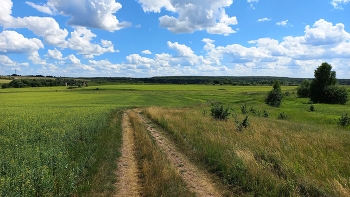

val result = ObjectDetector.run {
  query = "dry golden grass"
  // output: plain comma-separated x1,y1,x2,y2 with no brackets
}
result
127,110,195,197
145,106,350,196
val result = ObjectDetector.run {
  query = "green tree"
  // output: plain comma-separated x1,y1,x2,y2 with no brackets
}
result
297,79,311,98
309,62,348,104
310,62,336,103
265,80,283,107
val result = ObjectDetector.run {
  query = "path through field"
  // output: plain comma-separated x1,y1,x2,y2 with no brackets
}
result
115,110,227,196
114,113,142,197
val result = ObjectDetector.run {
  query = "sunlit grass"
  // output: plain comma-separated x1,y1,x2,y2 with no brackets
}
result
1,84,349,196
145,103,350,196
128,110,194,197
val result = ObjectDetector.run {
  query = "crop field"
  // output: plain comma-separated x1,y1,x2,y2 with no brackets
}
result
1,84,350,196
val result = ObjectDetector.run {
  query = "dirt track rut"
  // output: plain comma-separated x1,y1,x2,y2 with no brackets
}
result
134,109,223,197
114,113,142,197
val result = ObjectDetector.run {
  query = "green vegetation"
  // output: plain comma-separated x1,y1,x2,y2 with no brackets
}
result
1,78,86,89
265,80,283,107
308,62,348,104
128,110,195,197
145,101,350,196
297,79,311,98
1,83,349,196
210,104,231,120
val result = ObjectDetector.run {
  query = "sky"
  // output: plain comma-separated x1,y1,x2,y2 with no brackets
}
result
0,0,349,78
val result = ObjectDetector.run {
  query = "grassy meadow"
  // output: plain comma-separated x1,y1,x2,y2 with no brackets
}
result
0,84,349,196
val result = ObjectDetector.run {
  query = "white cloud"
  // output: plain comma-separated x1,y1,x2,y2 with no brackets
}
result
331,0,350,9
0,55,28,67
0,1,68,47
25,1,55,15
47,0,131,31
126,54,154,66
139,0,238,35
257,18,271,22
46,48,65,60
68,54,81,65
29,51,46,65
67,27,116,58
0,31,44,54
137,0,175,12
101,40,114,47
167,41,196,57
276,20,289,26
304,19,350,46
142,50,152,54
0,0,13,24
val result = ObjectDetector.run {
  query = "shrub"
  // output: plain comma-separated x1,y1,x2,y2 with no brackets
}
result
278,112,288,120
337,113,350,127
1,83,10,89
297,79,311,98
241,103,248,114
237,116,249,132
323,85,348,105
263,110,269,118
309,104,316,112
211,104,230,120
266,81,283,107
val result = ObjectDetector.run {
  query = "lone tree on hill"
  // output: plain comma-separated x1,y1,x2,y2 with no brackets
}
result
309,62,348,104
265,80,283,107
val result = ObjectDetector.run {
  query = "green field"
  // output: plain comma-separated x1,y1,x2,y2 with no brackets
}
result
1,84,349,196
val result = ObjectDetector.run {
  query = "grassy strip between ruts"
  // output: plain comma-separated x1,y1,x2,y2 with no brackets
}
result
127,110,195,197
77,109,123,196
145,106,350,196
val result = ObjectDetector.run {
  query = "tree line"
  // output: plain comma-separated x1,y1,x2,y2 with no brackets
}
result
1,78,85,89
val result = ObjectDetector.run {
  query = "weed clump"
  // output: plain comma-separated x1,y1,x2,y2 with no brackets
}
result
263,110,269,118
241,103,248,114
309,104,316,112
337,113,350,127
211,104,230,120
278,112,288,120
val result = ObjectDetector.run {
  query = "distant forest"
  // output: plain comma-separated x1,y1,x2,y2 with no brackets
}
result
86,76,350,86
2,76,350,88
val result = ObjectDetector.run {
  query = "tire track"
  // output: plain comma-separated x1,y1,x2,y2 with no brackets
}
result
134,109,224,197
114,113,142,197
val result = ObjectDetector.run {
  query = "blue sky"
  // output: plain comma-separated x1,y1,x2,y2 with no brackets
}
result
0,0,349,78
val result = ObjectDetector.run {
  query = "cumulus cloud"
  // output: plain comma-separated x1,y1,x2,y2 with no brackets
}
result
167,41,195,57
46,48,65,60
1,0,68,47
142,50,152,54
45,0,131,31
331,0,350,9
25,1,55,15
196,19,350,77
258,18,271,22
0,31,44,54
138,0,238,35
304,19,350,46
67,27,116,58
0,55,28,67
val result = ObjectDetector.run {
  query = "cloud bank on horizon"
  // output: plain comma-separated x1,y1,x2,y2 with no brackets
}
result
0,0,349,78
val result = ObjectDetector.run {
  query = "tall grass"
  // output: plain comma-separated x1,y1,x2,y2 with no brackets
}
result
145,106,350,196
127,110,195,197
79,109,123,196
